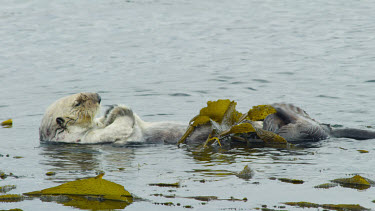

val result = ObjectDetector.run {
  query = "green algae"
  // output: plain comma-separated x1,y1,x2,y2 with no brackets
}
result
357,150,369,153
284,202,370,210
278,178,304,184
236,165,254,180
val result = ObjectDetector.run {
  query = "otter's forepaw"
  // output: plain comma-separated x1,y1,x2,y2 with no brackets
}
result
104,105,134,126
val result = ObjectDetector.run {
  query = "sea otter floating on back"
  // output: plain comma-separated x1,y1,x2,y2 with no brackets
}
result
39,92,185,144
39,92,375,145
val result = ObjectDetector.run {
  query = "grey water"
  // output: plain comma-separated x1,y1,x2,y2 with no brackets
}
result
1,0,375,210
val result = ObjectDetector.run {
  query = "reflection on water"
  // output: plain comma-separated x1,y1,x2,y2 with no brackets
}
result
39,144,137,183
2,0,375,209
40,195,131,210
40,144,101,175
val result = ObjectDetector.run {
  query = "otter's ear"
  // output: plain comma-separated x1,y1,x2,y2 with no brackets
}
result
56,117,65,127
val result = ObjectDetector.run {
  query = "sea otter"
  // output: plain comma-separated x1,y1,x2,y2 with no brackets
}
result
40,93,375,145
39,92,186,144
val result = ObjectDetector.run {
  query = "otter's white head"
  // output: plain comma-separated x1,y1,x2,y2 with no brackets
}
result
39,92,101,142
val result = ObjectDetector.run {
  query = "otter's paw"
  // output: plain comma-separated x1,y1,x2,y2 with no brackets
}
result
104,105,135,126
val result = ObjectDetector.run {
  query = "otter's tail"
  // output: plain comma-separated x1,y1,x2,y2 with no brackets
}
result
331,128,375,140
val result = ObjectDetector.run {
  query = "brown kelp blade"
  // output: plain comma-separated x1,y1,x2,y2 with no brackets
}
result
250,122,288,145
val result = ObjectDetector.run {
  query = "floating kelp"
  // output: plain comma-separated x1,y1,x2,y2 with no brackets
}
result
45,172,56,176
278,178,304,184
0,194,24,202
357,150,369,153
0,185,16,193
152,194,247,202
178,99,289,149
284,201,370,211
246,105,277,121
314,183,338,189
1,119,12,128
331,175,373,190
0,170,14,179
148,182,180,188
178,100,242,147
24,174,133,204
236,165,254,180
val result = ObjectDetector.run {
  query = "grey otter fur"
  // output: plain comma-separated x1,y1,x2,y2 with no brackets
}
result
263,103,375,143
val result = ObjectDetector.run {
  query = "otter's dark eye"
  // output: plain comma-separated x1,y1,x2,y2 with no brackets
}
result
74,101,81,107
56,117,65,126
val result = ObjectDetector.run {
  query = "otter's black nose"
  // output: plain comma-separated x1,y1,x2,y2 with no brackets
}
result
96,93,101,104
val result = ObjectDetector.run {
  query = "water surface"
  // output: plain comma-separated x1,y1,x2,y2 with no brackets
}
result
1,0,375,210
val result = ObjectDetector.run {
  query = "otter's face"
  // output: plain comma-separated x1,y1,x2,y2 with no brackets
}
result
56,93,101,129
40,92,102,142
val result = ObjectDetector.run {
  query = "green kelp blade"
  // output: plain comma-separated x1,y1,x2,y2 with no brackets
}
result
220,100,241,128
190,115,211,127
24,175,133,203
177,125,195,146
1,119,12,126
247,105,277,121
178,99,242,146
199,99,242,123
220,123,255,137
331,175,372,190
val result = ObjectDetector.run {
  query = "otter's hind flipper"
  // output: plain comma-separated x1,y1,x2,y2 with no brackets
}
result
331,128,375,140
277,121,330,143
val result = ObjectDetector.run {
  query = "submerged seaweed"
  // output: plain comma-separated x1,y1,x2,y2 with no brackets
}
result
278,178,304,184
284,201,370,211
0,194,24,202
148,182,180,188
236,165,254,180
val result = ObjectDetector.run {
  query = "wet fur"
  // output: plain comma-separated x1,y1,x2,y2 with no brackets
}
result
40,93,186,144
263,103,375,143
